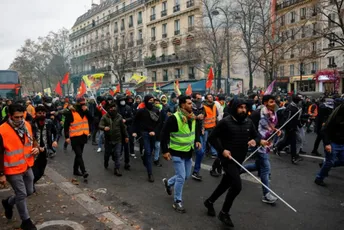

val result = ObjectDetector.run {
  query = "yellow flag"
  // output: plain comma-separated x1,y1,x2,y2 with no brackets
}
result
43,88,51,96
130,73,141,82
82,75,93,88
153,82,157,91
137,75,147,84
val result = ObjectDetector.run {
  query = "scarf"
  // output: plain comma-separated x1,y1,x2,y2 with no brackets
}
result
177,107,195,123
36,120,48,149
8,118,33,145
204,101,215,107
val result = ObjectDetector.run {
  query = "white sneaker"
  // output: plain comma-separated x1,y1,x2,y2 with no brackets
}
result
97,148,102,153
262,192,278,204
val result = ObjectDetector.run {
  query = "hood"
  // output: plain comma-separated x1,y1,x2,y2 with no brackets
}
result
229,98,248,122
144,94,154,104
160,94,167,101
135,95,143,101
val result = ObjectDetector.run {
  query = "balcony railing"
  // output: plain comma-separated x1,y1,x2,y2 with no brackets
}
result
128,41,134,47
173,5,180,13
174,30,180,35
129,22,134,27
144,52,201,67
187,0,194,8
188,26,194,32
151,36,156,41
114,46,119,51
189,74,195,79
161,10,167,17
150,14,156,21
137,39,143,45
138,18,142,24
162,33,167,38
276,0,305,11
121,25,125,31
114,28,118,33
120,44,126,50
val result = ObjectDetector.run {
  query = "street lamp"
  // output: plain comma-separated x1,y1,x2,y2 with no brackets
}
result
211,8,231,95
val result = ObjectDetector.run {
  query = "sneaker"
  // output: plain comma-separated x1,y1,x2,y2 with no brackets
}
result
210,170,221,177
218,211,234,227
148,174,154,183
192,172,203,181
20,218,37,230
273,147,281,157
314,178,326,187
97,148,102,153
114,169,122,177
292,156,304,164
204,199,216,216
124,164,131,171
83,172,89,179
131,153,136,157
154,160,162,167
2,198,13,219
162,178,172,195
262,192,278,204
173,201,186,213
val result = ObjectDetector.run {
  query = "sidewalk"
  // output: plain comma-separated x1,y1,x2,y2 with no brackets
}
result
0,167,135,230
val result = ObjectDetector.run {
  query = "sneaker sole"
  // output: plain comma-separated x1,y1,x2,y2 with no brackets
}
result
173,204,186,213
191,175,202,181
262,199,277,204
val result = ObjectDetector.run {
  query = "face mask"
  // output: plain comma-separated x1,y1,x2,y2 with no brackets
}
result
13,119,24,127
46,103,52,107
146,102,154,110
109,111,117,117
127,101,133,105
37,115,45,121
120,101,126,106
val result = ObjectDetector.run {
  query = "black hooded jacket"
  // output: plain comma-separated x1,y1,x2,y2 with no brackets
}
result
208,99,261,166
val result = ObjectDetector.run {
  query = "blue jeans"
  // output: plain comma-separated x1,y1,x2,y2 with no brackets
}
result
193,135,205,173
168,156,193,202
316,143,344,180
204,129,217,156
244,150,271,196
154,141,160,161
142,132,156,175
98,131,104,149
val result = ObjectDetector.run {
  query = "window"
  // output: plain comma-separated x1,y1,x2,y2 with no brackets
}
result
151,6,156,15
299,81,316,92
312,42,316,52
328,56,335,66
311,62,318,72
129,15,133,27
291,29,295,39
289,64,294,76
121,19,125,30
174,68,182,79
300,8,306,19
299,63,305,75
138,49,142,61
312,23,317,35
174,0,180,12
151,27,156,41
174,20,180,35
279,65,284,77
189,67,195,79
138,11,142,24
290,11,295,23
130,32,134,42
280,15,285,26
161,1,167,17
188,15,194,27
163,69,168,81
162,1,167,11
312,5,317,16
152,71,157,82
138,29,142,39
114,37,118,46
162,23,167,37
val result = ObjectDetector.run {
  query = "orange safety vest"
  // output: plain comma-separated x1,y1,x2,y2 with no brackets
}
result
204,105,217,129
308,104,318,118
0,121,34,175
69,111,89,137
23,111,27,120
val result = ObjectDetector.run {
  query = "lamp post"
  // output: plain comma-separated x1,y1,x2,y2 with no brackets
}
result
211,7,230,95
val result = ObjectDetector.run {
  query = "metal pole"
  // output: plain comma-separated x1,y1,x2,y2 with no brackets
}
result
231,157,297,213
226,26,230,95
243,108,302,163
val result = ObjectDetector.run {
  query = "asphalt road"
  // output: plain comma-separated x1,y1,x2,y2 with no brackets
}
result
49,132,344,230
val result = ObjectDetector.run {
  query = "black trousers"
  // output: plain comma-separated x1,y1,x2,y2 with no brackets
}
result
277,129,297,159
208,165,242,213
72,143,86,173
313,132,323,152
32,150,48,184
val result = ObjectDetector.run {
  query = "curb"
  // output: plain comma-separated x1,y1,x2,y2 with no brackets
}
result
44,166,134,230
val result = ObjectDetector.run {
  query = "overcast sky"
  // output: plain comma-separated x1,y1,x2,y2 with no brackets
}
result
0,0,97,69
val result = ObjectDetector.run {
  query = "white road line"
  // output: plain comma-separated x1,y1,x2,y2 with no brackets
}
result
299,154,324,160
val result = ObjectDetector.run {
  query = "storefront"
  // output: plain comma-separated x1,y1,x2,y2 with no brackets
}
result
314,69,340,94
275,77,289,93
290,75,315,92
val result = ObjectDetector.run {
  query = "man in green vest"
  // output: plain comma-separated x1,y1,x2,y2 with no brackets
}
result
161,95,201,213
1,99,12,120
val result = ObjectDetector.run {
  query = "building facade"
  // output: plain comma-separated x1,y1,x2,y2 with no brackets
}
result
275,0,344,94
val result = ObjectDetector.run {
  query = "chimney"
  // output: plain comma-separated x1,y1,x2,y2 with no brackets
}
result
91,3,98,9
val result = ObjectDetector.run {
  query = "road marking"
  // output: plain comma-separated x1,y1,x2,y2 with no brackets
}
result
299,154,324,160
37,220,85,230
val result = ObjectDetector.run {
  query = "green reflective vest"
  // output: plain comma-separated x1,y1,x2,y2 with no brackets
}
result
1,106,7,119
169,112,196,152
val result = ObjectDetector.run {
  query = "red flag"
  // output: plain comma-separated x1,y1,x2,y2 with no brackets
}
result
126,88,132,96
77,81,86,98
55,81,63,96
206,67,214,89
185,84,192,96
109,89,115,96
61,72,69,84
115,84,120,93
